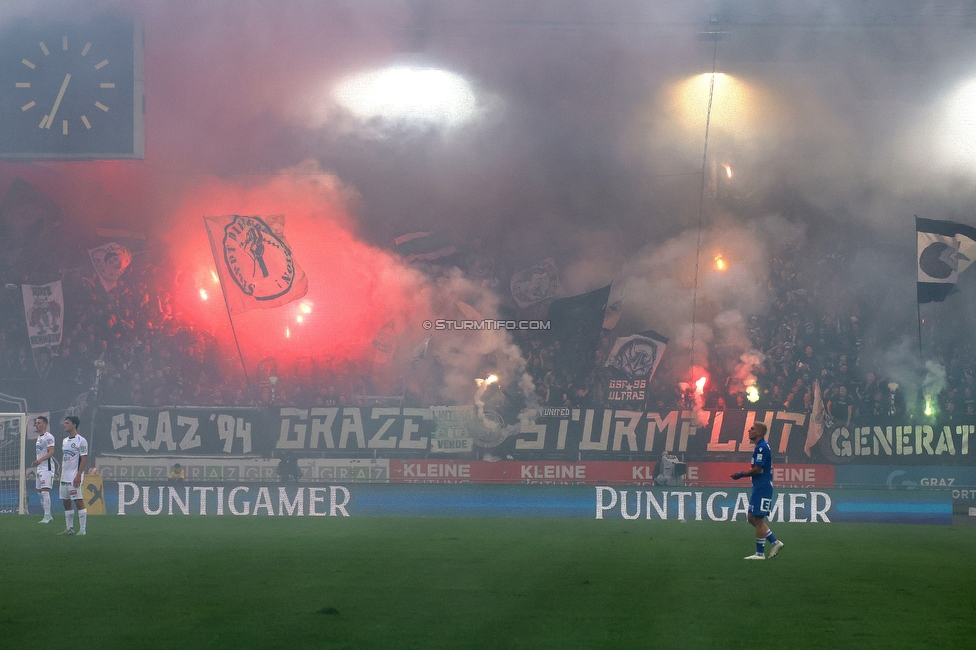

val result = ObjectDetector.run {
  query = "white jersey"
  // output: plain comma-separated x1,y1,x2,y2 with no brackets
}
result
61,434,88,483
35,432,56,470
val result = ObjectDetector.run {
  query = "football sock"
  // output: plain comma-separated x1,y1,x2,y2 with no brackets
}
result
41,492,51,517
765,529,779,544
65,509,74,531
756,539,765,555
78,509,87,532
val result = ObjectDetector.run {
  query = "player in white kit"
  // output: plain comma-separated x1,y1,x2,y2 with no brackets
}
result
58,416,88,536
32,416,56,523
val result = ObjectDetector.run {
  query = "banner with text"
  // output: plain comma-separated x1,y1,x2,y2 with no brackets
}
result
93,406,976,465
100,482,951,524
92,406,265,456
388,460,835,488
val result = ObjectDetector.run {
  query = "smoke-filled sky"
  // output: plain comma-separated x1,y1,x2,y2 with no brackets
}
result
5,0,976,401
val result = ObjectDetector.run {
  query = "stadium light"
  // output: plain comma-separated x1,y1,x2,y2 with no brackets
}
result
333,66,477,127
936,77,976,170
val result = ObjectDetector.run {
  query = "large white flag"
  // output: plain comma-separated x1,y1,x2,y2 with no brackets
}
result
22,281,63,350
205,214,308,315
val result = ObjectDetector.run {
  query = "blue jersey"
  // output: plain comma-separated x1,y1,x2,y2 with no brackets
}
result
751,438,773,488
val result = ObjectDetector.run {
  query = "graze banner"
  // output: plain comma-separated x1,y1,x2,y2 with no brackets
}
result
88,242,132,292
21,281,62,349
92,407,264,456
92,406,976,465
204,214,308,315
604,330,669,407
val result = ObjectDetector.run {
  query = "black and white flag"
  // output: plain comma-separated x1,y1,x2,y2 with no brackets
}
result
917,217,976,303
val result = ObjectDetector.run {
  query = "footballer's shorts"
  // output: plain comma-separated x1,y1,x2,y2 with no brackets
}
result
748,484,773,519
35,468,54,491
59,481,82,501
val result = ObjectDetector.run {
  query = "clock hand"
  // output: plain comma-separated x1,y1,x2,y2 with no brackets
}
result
42,73,71,129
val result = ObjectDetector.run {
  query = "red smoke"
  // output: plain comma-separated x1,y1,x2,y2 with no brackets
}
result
163,167,430,379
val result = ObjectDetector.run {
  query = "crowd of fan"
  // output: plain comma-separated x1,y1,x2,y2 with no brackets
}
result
519,248,976,422
3,239,976,421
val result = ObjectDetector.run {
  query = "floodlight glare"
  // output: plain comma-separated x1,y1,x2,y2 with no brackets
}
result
334,66,477,127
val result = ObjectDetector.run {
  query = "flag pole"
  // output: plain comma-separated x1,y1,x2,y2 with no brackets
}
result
204,217,253,394
917,302,923,358
914,216,923,359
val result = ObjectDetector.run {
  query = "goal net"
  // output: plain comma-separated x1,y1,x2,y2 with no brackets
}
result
0,413,27,515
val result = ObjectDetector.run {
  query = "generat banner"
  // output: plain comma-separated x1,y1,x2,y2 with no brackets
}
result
93,406,976,465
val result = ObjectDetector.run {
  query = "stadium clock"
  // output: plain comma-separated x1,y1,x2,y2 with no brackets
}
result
0,13,144,160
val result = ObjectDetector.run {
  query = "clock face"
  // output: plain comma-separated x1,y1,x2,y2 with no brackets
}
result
0,14,143,159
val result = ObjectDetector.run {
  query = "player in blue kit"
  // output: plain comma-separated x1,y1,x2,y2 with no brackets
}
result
731,422,784,560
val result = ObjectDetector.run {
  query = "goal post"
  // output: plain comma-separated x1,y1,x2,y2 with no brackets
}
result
0,413,28,515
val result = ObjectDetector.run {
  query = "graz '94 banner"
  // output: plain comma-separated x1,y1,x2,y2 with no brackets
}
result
93,406,265,456
90,406,976,466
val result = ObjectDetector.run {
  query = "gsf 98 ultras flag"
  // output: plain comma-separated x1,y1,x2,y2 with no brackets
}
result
916,216,976,303
205,214,308,315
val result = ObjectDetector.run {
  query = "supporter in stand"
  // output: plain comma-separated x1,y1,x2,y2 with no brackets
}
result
827,385,854,429
3,226,976,421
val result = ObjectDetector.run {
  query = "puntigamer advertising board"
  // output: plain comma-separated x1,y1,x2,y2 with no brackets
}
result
98,482,951,524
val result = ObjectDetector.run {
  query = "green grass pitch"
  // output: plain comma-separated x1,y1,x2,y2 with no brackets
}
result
1,516,974,649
